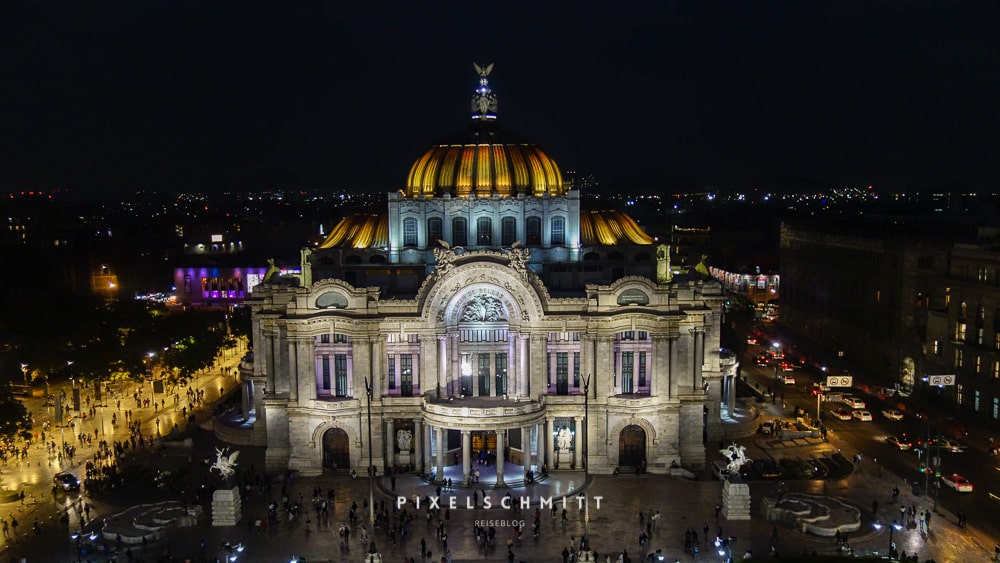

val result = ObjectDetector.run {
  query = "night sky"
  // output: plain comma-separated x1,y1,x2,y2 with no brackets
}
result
2,2,997,195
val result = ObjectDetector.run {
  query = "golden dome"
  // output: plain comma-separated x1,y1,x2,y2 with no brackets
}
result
405,122,565,199
317,214,389,249
580,210,654,245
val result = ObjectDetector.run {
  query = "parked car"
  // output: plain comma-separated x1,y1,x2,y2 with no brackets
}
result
885,435,913,450
882,409,904,421
852,410,873,421
831,409,853,421
54,472,80,491
843,397,866,409
941,474,973,492
780,375,796,385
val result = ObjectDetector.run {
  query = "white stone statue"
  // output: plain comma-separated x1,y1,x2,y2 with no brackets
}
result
719,443,751,474
211,447,240,480
557,427,572,451
396,429,413,452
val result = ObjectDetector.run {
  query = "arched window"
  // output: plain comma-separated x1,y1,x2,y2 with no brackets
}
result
551,217,565,245
526,216,541,245
617,289,649,306
427,217,443,243
476,217,493,246
501,217,517,246
452,217,468,246
583,252,600,261
403,218,418,247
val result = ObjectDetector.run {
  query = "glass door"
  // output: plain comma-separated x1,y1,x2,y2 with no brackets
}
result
478,353,491,396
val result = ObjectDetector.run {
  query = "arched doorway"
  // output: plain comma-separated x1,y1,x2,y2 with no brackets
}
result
322,428,350,470
619,425,646,467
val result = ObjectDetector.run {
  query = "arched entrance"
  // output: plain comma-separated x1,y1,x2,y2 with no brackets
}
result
619,425,646,467
322,428,350,470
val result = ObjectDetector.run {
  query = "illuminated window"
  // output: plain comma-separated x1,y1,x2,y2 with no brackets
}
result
501,217,517,246
551,217,565,245
452,218,468,246
526,217,541,245
979,305,986,321
638,352,647,387
994,361,999,380
977,327,984,345
954,349,963,368
960,301,967,317
403,219,418,247
956,384,963,404
932,340,941,355
476,217,492,246
427,217,442,243
944,288,951,307
334,354,348,397
621,351,634,394
995,332,1000,351
954,322,966,341
975,390,981,411
994,397,998,420
387,355,396,390
976,355,982,374
321,355,331,390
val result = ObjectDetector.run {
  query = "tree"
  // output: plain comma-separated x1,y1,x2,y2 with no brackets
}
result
0,381,28,439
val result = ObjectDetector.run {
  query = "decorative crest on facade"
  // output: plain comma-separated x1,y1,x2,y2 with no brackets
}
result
461,294,506,322
433,239,461,275
506,241,530,279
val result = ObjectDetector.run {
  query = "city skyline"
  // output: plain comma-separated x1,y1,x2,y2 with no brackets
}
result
3,2,997,194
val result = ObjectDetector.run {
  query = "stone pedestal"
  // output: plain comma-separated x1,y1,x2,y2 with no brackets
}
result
721,480,751,521
212,486,242,526
556,451,572,468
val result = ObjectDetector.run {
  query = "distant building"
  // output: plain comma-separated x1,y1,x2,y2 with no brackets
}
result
240,67,735,477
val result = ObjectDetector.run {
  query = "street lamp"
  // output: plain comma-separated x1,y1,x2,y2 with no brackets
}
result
873,520,902,558
578,373,594,563
363,376,376,526
20,363,28,387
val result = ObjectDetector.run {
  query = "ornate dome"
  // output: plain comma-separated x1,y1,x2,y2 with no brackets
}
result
404,64,565,199
405,121,565,198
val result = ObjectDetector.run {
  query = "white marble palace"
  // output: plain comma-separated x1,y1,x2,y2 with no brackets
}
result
241,66,736,480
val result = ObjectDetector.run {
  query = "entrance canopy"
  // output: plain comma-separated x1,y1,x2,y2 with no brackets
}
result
422,396,544,431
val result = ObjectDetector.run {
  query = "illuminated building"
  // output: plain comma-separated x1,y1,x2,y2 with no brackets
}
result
241,66,733,477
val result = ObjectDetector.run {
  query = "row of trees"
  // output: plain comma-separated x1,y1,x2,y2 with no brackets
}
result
1,286,251,396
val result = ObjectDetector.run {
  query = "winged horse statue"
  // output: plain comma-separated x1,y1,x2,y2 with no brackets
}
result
211,447,240,480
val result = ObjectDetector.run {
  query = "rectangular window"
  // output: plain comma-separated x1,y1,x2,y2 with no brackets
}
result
495,353,508,396
932,340,941,355
427,218,442,243
387,355,396,390
320,334,330,344
501,217,517,246
954,349,963,368
621,351,634,394
976,355,982,374
955,322,967,341
551,217,565,245
478,353,490,396
978,327,985,345
975,390,981,412
321,354,331,390
476,217,492,246
526,217,541,245
403,219,418,247
555,352,569,395
638,331,648,340
334,354,348,397
995,332,1000,351
993,397,998,420
623,331,635,341
994,361,999,380
638,352,647,387
573,352,580,388
956,384,963,405
334,333,348,343
546,353,551,386
400,354,413,396
452,217,468,247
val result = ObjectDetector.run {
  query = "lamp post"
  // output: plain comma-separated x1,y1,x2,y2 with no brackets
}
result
20,363,28,387
577,373,594,563
364,376,376,526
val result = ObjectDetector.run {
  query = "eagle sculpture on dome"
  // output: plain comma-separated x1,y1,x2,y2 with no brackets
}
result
473,62,494,77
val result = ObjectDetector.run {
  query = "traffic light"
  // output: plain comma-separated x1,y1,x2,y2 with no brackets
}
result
918,463,926,474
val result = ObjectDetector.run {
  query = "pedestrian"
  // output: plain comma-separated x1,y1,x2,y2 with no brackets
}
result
703,522,709,543
391,476,397,491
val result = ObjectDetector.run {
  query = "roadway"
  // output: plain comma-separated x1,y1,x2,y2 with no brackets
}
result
742,341,1000,540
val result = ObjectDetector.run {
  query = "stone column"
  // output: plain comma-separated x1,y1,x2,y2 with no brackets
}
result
423,422,432,473
462,430,471,484
435,426,445,483
727,375,736,414
518,334,529,398
496,430,505,485
694,328,705,392
385,418,395,470
450,333,460,396
573,417,583,469
595,336,614,397
668,335,680,398
437,335,448,399
529,334,547,397
295,337,316,403
414,419,423,473
651,335,668,397
545,417,555,469
523,426,533,474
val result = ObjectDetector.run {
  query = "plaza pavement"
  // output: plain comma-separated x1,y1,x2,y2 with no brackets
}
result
3,358,997,561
